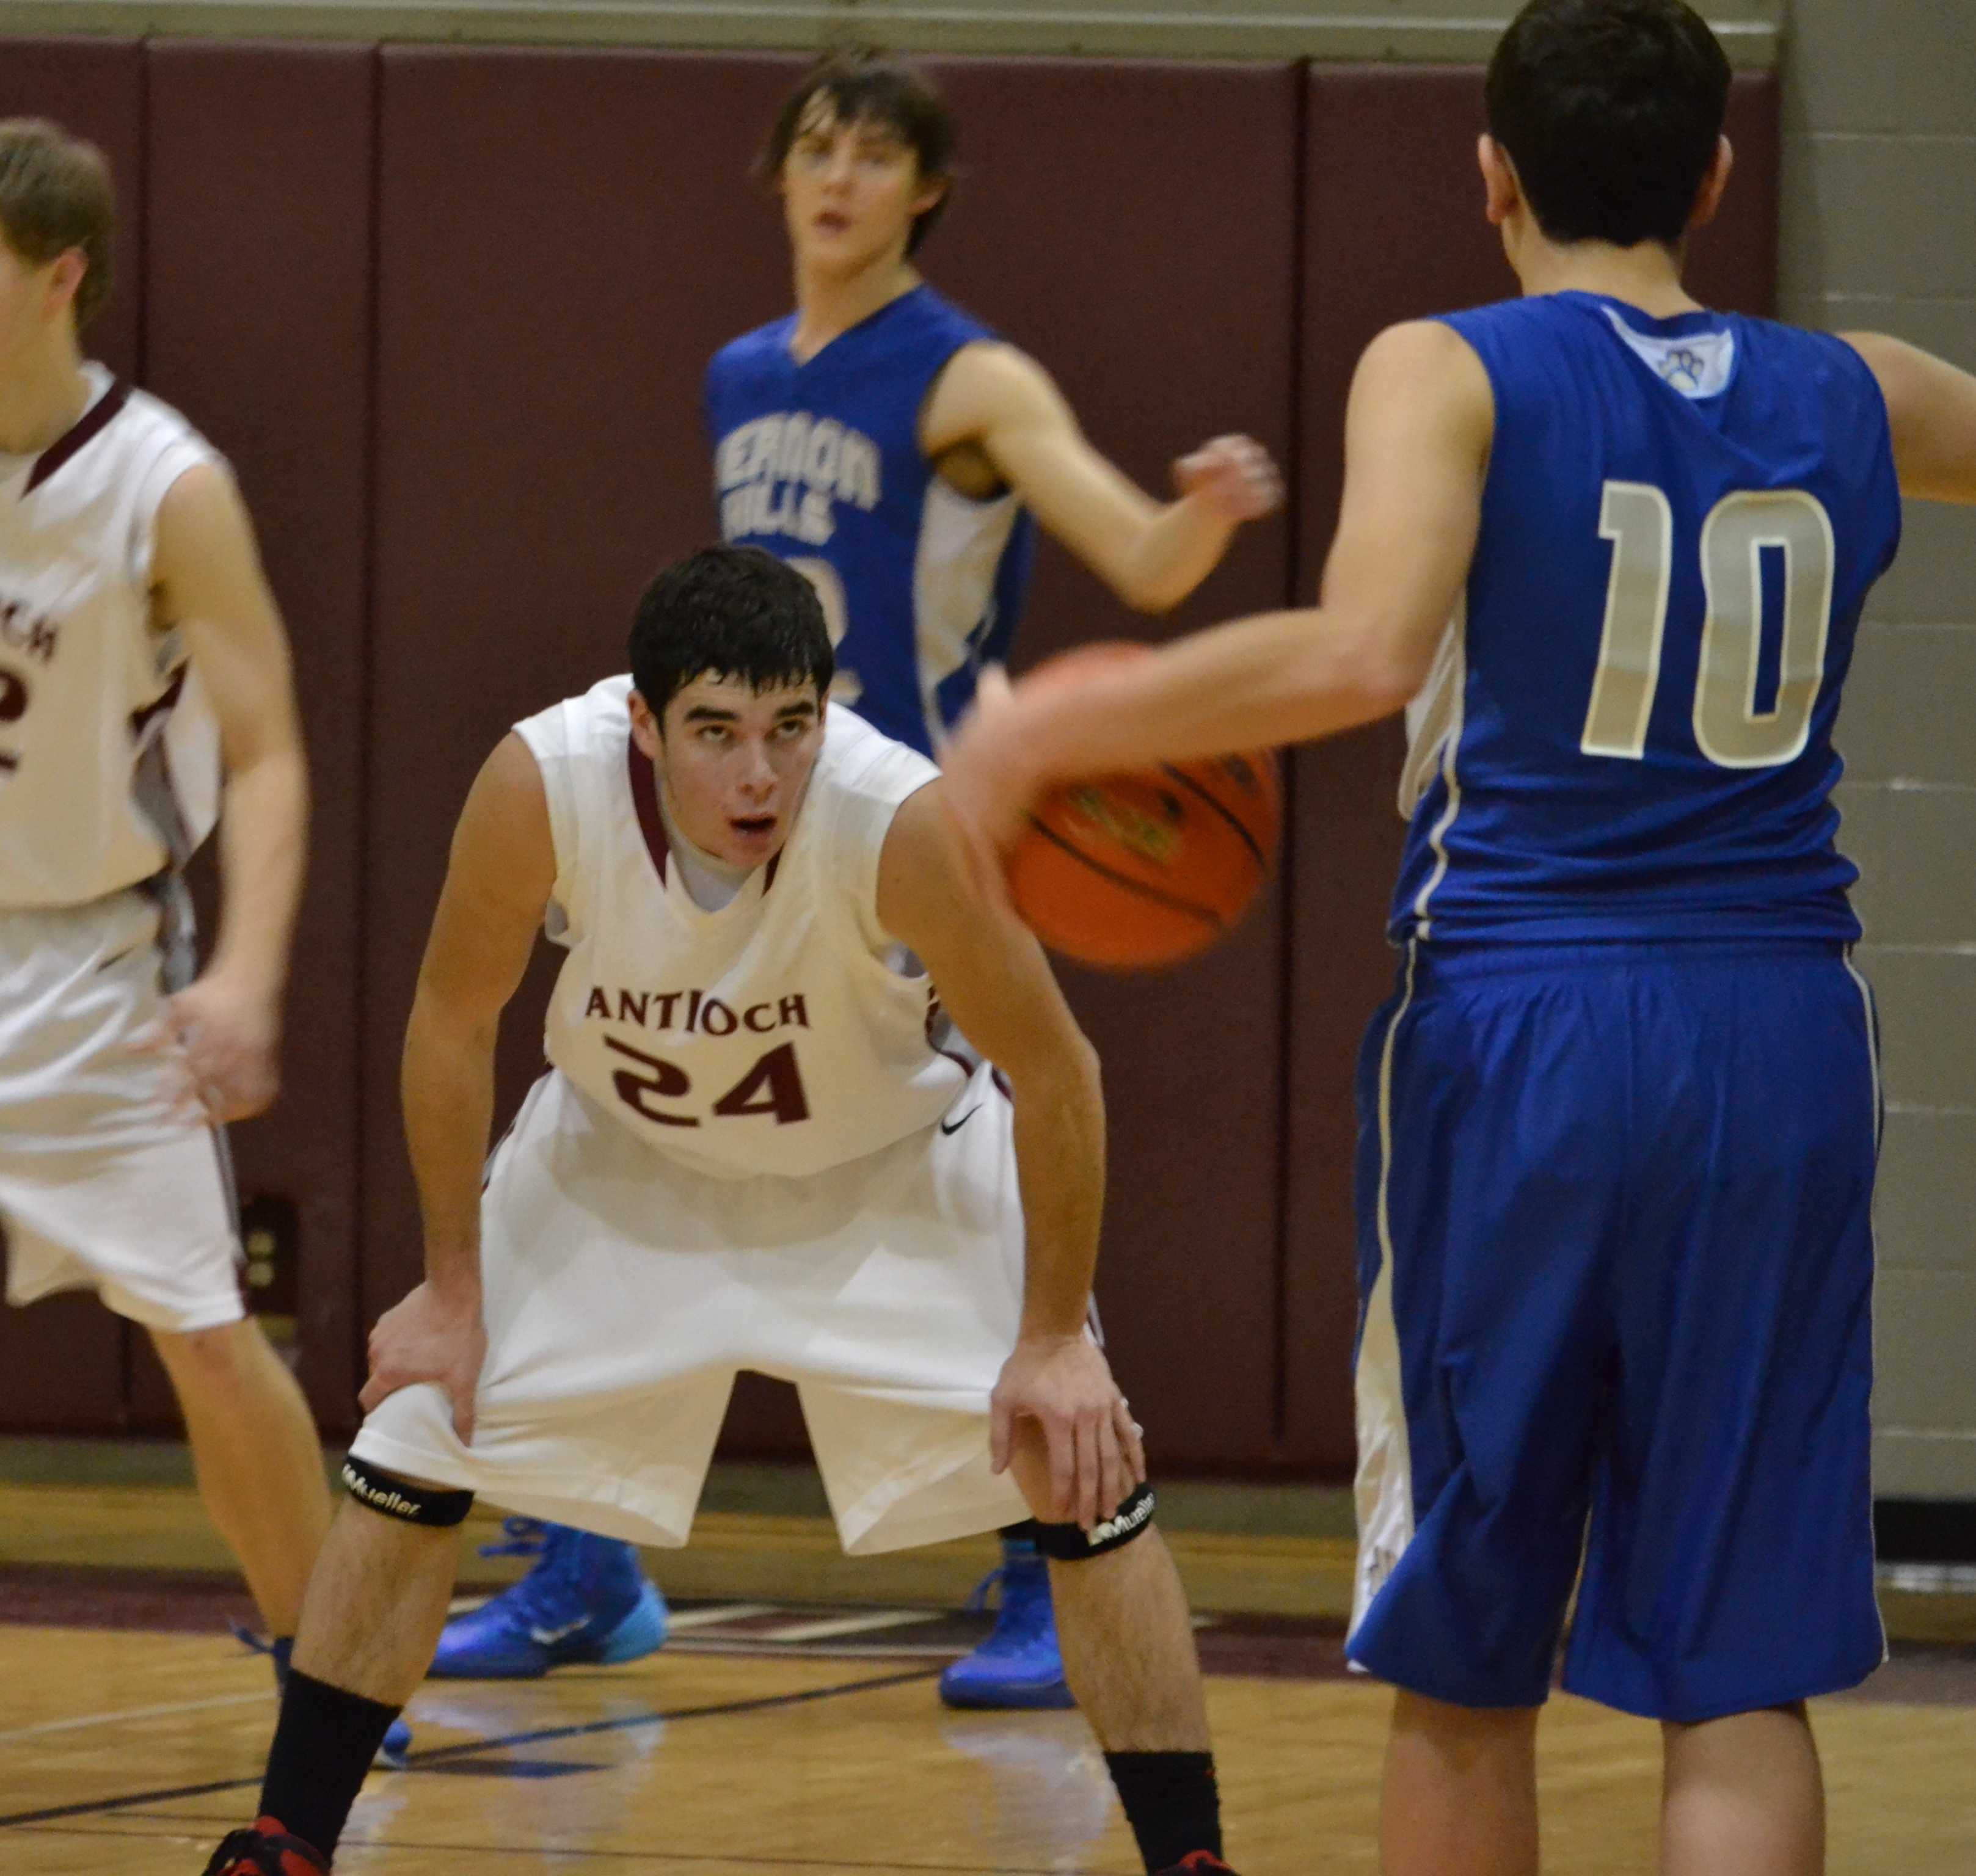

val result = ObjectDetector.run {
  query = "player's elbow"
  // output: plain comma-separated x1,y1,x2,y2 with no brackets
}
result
1000,1027,1103,1119
1316,614,1435,719
1105,565,1182,615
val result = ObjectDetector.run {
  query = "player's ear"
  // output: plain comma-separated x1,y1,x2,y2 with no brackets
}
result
1689,135,1734,233
45,248,86,322
627,688,664,761
1478,134,1519,228
911,172,948,221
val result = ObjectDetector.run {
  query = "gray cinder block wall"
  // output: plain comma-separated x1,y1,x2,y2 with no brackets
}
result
1782,3,1976,1502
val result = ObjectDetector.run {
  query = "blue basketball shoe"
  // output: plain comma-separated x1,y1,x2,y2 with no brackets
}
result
938,1533,1075,1710
428,1519,668,1678
258,1634,412,1768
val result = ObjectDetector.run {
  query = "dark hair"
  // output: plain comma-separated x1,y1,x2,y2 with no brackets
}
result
757,53,956,255
630,545,833,725
1486,0,1730,249
0,118,115,329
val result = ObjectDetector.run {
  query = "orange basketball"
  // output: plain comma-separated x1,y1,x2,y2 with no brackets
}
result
1008,751,1281,970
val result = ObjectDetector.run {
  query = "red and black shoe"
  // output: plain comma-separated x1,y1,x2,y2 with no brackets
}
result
200,1816,331,1874
1155,1858,1237,1876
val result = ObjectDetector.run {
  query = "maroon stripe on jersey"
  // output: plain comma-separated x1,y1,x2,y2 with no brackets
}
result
625,733,669,886
764,851,781,893
924,988,976,1080
26,378,132,494
129,664,188,740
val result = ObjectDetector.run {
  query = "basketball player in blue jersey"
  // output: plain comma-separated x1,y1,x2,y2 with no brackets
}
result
942,2,1976,1869
432,53,1283,1710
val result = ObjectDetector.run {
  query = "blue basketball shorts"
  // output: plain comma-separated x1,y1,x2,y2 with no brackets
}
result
1347,939,1884,1722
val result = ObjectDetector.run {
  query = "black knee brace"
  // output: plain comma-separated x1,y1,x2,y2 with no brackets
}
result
1032,1483,1156,1560
341,1453,475,1527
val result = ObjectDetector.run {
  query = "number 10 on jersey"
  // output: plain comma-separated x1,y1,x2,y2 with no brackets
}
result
1582,481,1836,769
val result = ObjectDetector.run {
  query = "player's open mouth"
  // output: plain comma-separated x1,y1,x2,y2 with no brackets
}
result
815,211,850,234
731,815,776,837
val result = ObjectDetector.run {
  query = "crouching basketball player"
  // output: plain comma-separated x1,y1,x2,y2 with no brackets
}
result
203,544,1234,1876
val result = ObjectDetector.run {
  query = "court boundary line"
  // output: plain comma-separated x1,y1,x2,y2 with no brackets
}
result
0,1665,939,1831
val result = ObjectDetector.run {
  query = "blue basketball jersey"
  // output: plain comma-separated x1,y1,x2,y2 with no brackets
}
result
705,285,1037,758
1392,292,1901,944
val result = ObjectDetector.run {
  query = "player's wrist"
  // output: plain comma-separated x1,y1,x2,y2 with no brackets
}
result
421,1263,483,1307
1014,1319,1085,1348
199,945,289,1017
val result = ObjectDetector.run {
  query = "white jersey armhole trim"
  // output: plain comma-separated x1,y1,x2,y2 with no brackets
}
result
512,699,586,939
1407,599,1468,941
125,423,227,594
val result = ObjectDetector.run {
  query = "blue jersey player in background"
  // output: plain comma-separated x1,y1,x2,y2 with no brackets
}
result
942,2,1976,1870
431,53,1281,1722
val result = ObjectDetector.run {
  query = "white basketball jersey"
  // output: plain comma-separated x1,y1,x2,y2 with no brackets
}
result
0,364,224,909
516,677,970,1179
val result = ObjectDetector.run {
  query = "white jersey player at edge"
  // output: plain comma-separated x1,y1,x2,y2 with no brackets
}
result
0,120,412,1755
200,545,1239,1876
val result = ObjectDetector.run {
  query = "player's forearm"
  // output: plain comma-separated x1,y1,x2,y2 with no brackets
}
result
401,989,499,1293
1110,493,1239,613
1006,1039,1106,1339
1020,606,1411,785
208,741,308,1005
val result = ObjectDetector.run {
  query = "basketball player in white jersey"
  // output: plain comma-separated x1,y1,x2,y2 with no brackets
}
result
203,545,1238,1876
0,118,409,1750
439,54,1285,1704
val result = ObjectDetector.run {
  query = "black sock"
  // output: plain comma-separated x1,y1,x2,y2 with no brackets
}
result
1104,1751,1223,1873
258,1667,402,1860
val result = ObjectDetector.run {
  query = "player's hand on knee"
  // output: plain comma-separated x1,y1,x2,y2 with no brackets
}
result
144,969,282,1123
360,1279,487,1445
991,1334,1139,1530
1172,433,1284,523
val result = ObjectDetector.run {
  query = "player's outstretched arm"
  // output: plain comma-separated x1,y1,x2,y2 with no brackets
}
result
1844,332,1976,504
363,733,555,1442
151,464,308,1123
877,779,1142,1529
923,341,1281,614
939,321,1490,857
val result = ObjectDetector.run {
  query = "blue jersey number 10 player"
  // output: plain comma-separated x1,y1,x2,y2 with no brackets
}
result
943,3,1976,1872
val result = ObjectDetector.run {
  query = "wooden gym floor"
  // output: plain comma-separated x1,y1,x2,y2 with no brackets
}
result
2,1458,1975,1872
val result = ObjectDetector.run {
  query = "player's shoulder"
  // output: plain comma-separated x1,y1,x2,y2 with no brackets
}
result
899,282,997,343
514,673,633,769
818,703,940,782
707,315,798,385
813,704,939,804
87,367,221,482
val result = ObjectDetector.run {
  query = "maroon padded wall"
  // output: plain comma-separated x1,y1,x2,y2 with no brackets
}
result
361,46,798,1356
0,39,1781,1471
1280,68,1783,1472
128,42,378,1433
912,57,1300,1469
0,40,145,1432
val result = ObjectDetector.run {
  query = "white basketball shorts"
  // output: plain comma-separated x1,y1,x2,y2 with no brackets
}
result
0,887,243,1333
352,1064,1033,1554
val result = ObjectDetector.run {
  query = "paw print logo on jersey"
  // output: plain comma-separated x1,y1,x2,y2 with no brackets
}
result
1657,347,1708,393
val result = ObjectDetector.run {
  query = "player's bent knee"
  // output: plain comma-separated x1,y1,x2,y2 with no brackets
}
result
340,1453,474,1527
1031,1483,1156,1562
